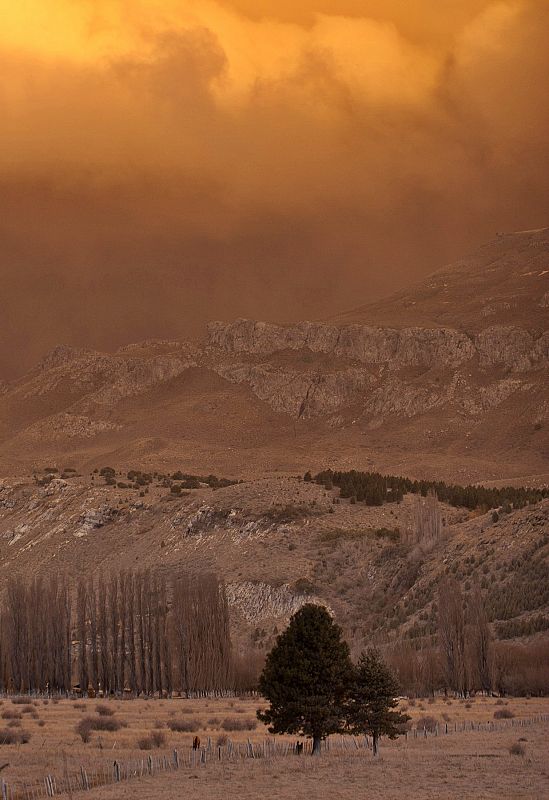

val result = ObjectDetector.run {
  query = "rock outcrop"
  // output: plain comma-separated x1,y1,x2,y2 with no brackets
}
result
204,318,547,421
208,319,548,373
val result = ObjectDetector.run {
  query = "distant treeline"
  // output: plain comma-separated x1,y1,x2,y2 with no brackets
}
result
0,571,254,696
307,469,548,511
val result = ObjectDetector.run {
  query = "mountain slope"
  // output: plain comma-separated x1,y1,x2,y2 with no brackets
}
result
0,229,547,483
330,227,549,333
1,471,547,656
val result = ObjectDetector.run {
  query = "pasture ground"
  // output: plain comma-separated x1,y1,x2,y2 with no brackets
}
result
0,695,548,799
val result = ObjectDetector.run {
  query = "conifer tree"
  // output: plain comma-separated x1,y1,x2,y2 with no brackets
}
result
257,604,351,755
345,648,409,755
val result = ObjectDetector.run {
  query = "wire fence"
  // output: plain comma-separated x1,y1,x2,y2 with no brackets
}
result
1,713,548,799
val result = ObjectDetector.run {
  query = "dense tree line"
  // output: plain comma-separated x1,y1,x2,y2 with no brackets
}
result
308,469,548,511
0,571,237,696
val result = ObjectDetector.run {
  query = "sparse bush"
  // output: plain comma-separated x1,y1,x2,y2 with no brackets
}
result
138,731,166,749
76,718,93,743
216,733,228,747
220,717,257,732
0,729,30,745
416,715,438,732
37,720,46,727
76,715,123,742
207,717,221,728
167,718,199,733
137,736,154,750
73,702,86,710
494,709,514,719
7,720,21,728
151,730,166,747
509,742,525,756
95,703,115,717
2,710,21,720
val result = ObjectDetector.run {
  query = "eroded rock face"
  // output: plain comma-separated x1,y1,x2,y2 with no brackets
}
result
205,319,547,421
208,319,548,372
226,581,324,623
214,363,376,417
208,320,477,369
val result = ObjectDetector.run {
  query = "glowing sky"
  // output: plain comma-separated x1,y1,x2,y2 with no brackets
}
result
1,1,548,375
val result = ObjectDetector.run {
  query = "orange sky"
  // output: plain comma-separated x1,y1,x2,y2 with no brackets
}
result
1,1,548,376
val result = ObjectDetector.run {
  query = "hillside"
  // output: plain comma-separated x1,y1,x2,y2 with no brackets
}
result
1,470,548,660
330,227,549,333
0,229,547,678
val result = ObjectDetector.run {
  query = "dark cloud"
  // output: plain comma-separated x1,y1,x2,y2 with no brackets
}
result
1,1,548,377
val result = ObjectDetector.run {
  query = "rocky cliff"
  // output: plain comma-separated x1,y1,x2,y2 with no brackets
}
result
204,320,547,423
207,320,547,373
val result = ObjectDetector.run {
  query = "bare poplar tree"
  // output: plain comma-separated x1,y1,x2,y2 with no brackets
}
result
468,581,492,693
76,578,89,693
438,577,468,696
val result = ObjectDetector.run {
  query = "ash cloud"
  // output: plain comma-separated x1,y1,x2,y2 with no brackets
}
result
1,1,548,377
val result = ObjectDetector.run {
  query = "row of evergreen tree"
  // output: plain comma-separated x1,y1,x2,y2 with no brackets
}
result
0,571,235,696
308,469,548,510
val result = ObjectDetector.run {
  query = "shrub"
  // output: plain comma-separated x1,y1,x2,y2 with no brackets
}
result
494,709,515,719
1,710,21,720
11,697,31,705
37,720,46,728
73,702,86,711
7,720,21,728
95,703,115,717
76,716,123,742
138,731,166,750
0,729,30,745
207,717,221,728
151,730,166,747
137,736,154,750
167,718,199,733
216,734,228,747
220,718,257,732
76,718,93,743
91,717,122,732
416,715,438,732
509,742,525,756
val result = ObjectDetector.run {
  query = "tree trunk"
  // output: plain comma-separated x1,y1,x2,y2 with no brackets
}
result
372,732,379,757
312,735,322,756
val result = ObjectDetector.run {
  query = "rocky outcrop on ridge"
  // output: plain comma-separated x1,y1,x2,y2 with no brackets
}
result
207,320,548,374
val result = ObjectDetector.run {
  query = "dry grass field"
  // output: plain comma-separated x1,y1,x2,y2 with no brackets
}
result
1,695,548,799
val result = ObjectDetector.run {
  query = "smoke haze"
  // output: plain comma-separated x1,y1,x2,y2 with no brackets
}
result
1,1,548,376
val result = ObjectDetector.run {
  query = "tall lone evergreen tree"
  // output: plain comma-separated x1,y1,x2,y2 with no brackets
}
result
257,604,352,754
345,648,409,756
